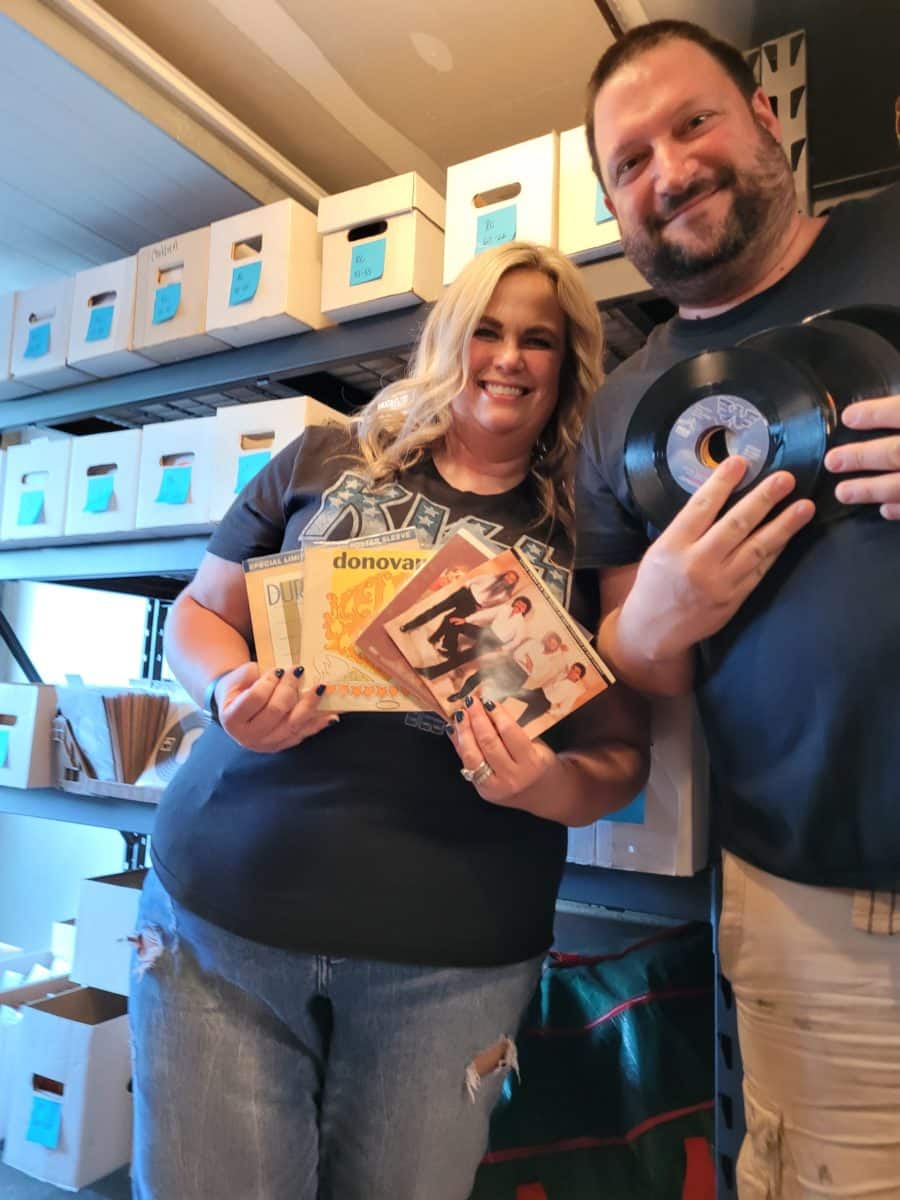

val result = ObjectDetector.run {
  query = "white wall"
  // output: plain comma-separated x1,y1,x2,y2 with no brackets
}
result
0,582,149,950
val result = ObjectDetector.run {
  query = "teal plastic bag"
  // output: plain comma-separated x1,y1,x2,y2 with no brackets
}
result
471,922,715,1200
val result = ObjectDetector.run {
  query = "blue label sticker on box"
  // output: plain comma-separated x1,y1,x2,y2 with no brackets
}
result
85,474,115,513
349,238,387,287
595,184,615,225
24,323,51,359
152,283,182,325
17,490,44,526
85,304,115,343
0,727,9,768
601,790,646,824
235,450,271,493
475,205,517,255
26,1095,62,1149
229,261,262,306
156,466,192,505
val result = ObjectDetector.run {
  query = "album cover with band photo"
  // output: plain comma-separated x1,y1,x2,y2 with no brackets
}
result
383,545,616,738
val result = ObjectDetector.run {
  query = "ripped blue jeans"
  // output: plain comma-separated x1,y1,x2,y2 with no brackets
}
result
129,869,543,1200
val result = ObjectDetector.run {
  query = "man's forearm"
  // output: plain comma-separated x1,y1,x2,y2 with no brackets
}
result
598,606,695,697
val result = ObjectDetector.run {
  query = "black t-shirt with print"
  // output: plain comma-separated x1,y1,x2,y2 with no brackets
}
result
575,184,900,889
151,425,594,965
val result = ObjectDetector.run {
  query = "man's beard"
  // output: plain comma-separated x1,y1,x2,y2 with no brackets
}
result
621,125,795,307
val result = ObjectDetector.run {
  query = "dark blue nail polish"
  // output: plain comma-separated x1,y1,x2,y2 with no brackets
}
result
316,683,327,696
275,668,285,678
464,695,473,708
484,699,496,712
444,723,455,736
293,666,304,678
454,709,464,723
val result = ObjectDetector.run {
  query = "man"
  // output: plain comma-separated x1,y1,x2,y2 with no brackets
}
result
578,20,900,1199
416,594,532,680
448,631,567,728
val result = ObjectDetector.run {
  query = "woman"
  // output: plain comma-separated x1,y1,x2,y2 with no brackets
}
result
130,241,649,1200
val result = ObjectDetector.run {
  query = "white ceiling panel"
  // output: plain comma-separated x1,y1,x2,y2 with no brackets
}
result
0,11,259,294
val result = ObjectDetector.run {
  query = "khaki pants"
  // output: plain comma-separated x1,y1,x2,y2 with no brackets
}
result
719,851,900,1199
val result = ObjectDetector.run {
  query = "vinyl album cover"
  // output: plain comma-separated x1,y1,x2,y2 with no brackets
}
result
243,548,305,672
385,546,615,738
355,528,496,711
300,528,432,712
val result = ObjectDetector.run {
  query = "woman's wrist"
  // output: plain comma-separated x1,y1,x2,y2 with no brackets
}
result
202,667,238,725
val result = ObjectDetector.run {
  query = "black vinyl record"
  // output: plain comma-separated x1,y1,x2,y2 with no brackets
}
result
624,346,829,531
807,304,900,354
744,317,899,521
623,306,900,531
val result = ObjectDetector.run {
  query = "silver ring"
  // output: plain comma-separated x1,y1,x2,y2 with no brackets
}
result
461,759,494,785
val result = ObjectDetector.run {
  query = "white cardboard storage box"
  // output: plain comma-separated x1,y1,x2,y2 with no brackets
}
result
0,294,38,401
206,198,328,345
67,256,154,378
0,437,72,542
63,428,142,537
10,280,93,390
0,975,78,1145
71,869,146,998
568,695,709,876
2,986,132,1191
443,132,559,285
210,395,349,521
0,684,58,789
558,124,623,263
318,172,445,322
135,415,215,530
134,227,225,363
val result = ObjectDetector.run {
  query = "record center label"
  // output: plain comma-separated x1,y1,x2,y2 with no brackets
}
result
665,393,770,493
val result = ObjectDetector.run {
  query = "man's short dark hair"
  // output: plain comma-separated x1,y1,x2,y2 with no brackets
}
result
571,662,587,679
512,595,532,613
585,20,760,183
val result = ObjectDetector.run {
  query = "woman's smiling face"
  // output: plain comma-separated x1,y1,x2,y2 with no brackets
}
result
452,267,566,448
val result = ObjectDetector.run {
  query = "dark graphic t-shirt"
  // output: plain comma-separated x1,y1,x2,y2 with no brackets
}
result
576,184,900,889
151,425,592,965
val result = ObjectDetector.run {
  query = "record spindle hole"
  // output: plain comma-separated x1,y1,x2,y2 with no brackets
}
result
696,426,730,469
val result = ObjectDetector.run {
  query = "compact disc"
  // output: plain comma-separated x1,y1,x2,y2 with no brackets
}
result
624,347,830,530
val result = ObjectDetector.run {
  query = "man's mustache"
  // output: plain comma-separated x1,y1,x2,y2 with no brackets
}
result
646,166,738,232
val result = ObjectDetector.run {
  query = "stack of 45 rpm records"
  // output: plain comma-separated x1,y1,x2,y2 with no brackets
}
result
624,305,900,529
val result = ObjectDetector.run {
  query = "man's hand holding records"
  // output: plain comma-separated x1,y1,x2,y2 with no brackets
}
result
213,661,337,753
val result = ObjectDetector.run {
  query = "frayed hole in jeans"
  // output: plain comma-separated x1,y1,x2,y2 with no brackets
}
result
130,927,166,978
465,1035,519,1102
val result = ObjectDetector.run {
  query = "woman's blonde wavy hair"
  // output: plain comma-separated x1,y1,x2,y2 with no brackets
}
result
353,241,604,538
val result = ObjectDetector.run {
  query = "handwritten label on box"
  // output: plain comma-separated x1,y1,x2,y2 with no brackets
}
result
85,475,115,513
17,490,44,526
349,238,387,287
152,283,182,325
86,304,115,343
595,184,615,225
235,450,271,493
24,323,51,359
475,205,517,255
26,1095,62,1149
156,465,192,505
229,261,262,307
